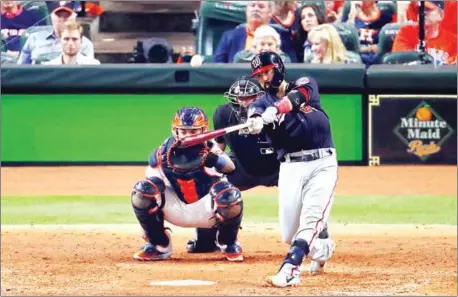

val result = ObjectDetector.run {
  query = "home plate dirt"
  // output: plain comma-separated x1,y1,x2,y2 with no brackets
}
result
1,166,457,296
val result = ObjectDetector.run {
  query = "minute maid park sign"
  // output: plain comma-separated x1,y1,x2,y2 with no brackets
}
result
394,101,455,161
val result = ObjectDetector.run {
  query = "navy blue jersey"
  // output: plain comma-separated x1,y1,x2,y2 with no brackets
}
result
1,7,47,51
213,104,279,176
248,77,334,160
148,136,221,204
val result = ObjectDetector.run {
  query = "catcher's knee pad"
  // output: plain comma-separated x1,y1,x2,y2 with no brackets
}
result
131,177,169,246
210,181,243,245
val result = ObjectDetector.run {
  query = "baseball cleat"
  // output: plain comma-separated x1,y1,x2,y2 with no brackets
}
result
133,242,172,261
222,243,243,262
308,237,335,275
266,263,301,288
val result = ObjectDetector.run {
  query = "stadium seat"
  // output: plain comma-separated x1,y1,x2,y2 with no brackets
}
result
332,22,360,53
1,36,7,52
196,1,247,56
342,0,397,21
377,22,403,60
381,51,434,64
19,25,53,51
297,0,327,16
19,1,51,25
345,50,363,63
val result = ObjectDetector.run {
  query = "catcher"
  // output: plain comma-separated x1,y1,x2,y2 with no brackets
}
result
130,107,244,262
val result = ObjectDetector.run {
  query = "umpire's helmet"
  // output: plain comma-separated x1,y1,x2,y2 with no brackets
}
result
250,51,285,94
224,76,265,122
172,107,208,136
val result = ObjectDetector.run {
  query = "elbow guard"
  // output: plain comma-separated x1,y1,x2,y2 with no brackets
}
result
286,90,307,111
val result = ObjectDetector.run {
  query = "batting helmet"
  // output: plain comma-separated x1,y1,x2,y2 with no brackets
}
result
250,51,285,94
224,76,265,121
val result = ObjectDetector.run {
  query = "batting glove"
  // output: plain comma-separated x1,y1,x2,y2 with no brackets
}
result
261,106,278,124
247,117,264,134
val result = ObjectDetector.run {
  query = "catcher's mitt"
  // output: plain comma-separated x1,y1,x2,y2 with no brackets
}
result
166,141,210,172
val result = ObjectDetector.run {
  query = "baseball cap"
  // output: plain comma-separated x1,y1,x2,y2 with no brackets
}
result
52,5,75,15
425,1,444,10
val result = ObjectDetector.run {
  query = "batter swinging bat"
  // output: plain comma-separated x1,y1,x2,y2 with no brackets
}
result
177,122,252,148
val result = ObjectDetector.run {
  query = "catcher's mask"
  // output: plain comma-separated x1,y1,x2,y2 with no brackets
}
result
250,51,285,95
172,107,208,140
224,76,265,122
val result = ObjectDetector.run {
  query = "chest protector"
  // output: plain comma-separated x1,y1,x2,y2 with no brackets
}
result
159,137,221,204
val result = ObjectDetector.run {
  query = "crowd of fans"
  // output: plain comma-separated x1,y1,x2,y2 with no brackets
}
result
1,0,456,66
1,0,102,65
213,0,456,66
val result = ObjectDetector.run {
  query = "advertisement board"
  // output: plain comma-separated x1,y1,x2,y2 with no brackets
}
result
368,95,457,165
2,93,363,164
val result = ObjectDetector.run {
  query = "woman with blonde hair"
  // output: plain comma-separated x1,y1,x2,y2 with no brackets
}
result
307,23,354,64
233,24,291,63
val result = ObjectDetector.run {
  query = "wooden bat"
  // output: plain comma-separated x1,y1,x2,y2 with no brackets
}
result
176,122,252,148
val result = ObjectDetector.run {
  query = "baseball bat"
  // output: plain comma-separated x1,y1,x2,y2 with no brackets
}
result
176,122,252,148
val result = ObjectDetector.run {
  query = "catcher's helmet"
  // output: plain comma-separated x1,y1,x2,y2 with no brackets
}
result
224,76,265,121
250,51,285,94
172,107,208,135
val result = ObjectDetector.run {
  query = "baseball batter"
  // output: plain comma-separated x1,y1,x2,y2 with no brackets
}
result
130,107,244,262
186,77,280,254
247,51,337,287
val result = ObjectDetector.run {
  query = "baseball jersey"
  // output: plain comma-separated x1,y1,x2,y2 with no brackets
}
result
248,77,335,160
392,23,457,65
148,136,222,204
213,104,279,176
353,10,394,46
1,6,47,52
406,1,457,34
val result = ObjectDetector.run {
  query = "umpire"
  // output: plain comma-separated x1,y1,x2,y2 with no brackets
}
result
186,76,280,253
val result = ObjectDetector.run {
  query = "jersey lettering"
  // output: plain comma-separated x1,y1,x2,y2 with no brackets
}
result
359,28,376,43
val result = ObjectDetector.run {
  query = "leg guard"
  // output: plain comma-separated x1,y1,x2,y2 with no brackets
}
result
210,181,243,246
131,177,169,246
283,239,310,266
318,223,329,239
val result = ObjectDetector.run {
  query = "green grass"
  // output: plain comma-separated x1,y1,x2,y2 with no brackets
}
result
1,194,456,225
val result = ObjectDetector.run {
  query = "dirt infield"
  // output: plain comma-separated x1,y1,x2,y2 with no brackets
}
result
1,166,457,296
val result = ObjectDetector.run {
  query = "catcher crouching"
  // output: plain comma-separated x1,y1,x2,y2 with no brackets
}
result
130,107,244,262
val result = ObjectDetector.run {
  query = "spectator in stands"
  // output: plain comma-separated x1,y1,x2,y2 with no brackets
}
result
270,1,298,33
403,0,456,34
269,1,299,62
306,23,359,64
325,1,344,23
17,5,94,64
213,1,297,63
1,0,48,53
344,0,395,66
293,3,327,63
233,25,291,63
46,1,81,15
392,1,456,65
43,20,100,65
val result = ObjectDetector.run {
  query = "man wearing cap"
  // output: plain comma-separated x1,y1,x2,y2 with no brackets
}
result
17,5,94,64
392,1,456,65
